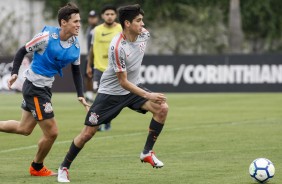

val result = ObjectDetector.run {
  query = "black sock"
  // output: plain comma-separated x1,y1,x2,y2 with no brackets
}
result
31,161,44,171
61,141,82,169
143,119,164,154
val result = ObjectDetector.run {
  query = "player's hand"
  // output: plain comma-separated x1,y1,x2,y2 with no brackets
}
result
86,65,93,78
78,97,91,111
147,92,167,104
8,74,18,90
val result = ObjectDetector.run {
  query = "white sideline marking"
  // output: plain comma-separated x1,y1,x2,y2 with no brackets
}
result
0,118,280,154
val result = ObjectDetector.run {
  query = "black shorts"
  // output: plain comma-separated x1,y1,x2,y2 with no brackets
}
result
21,80,54,121
93,68,103,83
84,85,150,126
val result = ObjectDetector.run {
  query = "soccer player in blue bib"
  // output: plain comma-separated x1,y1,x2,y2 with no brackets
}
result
0,2,89,177
57,4,168,182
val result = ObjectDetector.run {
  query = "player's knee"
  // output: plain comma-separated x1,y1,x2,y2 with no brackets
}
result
21,129,33,136
17,127,33,136
154,103,168,123
48,131,58,140
160,103,169,116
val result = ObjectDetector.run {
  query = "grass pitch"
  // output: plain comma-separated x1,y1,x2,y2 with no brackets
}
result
0,92,281,184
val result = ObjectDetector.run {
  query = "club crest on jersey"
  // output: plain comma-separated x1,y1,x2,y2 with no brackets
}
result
89,112,99,125
51,33,58,39
43,102,53,113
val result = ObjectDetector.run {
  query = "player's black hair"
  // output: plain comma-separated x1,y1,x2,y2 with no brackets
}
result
118,4,144,29
101,4,117,14
58,2,80,26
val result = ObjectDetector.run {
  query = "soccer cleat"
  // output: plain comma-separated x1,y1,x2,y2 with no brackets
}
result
29,165,57,176
58,167,70,183
140,150,164,168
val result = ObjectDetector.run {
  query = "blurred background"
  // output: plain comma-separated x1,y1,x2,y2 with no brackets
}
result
1,0,282,92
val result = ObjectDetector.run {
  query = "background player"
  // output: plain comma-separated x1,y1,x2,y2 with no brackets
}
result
86,4,122,131
84,10,99,103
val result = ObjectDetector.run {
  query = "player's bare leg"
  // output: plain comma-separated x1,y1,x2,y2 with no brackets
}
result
29,118,58,176
0,109,57,176
0,109,36,135
34,118,58,163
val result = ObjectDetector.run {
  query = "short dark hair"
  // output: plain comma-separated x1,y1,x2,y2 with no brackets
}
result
101,4,117,14
57,2,80,26
118,4,144,29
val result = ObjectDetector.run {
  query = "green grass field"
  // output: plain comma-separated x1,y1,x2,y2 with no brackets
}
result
0,93,281,184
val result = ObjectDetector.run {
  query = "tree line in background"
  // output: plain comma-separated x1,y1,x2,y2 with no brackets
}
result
1,0,282,56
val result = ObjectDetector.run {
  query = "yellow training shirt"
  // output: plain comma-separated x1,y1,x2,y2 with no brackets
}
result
92,23,122,72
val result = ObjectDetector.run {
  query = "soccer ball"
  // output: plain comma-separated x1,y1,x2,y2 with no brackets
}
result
249,158,275,183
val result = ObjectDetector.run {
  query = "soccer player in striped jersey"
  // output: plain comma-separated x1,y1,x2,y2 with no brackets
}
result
58,4,168,182
0,2,89,177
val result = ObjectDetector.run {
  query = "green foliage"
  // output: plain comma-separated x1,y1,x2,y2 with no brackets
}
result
241,0,282,52
241,0,282,39
41,0,282,53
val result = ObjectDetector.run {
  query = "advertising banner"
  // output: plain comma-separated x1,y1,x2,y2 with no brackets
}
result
141,55,282,92
1,54,282,93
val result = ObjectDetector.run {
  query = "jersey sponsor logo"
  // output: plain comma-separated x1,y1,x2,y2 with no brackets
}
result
120,57,125,69
110,46,115,62
27,40,45,52
89,112,99,125
51,33,58,39
101,32,112,36
33,41,45,50
43,102,53,113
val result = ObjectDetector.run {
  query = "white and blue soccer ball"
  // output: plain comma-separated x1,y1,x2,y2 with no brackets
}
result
249,158,275,183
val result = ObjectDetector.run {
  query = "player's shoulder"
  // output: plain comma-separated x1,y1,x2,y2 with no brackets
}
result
94,24,104,32
115,23,122,31
42,26,59,33
112,33,125,44
138,28,150,41
33,31,50,40
109,33,125,51
25,30,50,52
